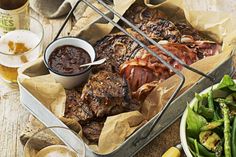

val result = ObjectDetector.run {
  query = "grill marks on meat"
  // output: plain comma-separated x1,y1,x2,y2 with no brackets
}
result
94,30,148,73
82,120,104,143
94,5,205,75
65,90,94,124
94,5,181,74
65,72,140,143
124,5,180,43
81,71,140,117
124,5,167,28
64,5,221,144
175,23,203,40
140,19,181,43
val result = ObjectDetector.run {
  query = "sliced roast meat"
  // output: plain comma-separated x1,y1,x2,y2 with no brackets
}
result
94,29,148,73
82,120,104,143
81,71,140,117
120,44,198,94
65,90,94,124
120,59,169,92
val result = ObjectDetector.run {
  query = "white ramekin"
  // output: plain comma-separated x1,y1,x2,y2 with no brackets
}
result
44,37,96,89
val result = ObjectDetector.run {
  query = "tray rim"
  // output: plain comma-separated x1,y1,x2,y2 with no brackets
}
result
17,54,234,156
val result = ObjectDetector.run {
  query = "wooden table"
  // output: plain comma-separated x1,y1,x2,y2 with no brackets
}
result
0,10,184,157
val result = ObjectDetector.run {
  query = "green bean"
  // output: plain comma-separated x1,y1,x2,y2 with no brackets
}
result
208,90,221,121
208,90,214,110
187,137,215,157
189,148,204,157
194,139,200,156
220,103,232,157
232,116,236,157
200,119,224,131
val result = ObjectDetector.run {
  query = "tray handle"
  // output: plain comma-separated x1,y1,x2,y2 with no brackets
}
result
53,0,82,41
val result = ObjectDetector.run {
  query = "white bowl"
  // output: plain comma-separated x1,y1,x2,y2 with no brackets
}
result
180,82,221,157
44,37,96,89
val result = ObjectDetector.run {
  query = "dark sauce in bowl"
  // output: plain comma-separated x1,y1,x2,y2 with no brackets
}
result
48,45,91,75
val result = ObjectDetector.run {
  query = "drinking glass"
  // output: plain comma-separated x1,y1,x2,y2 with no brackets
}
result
24,126,86,157
0,16,43,83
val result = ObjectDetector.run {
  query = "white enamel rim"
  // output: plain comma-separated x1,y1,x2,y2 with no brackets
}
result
44,37,96,76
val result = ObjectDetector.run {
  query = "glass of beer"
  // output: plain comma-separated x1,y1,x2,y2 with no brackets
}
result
0,16,43,83
24,126,86,157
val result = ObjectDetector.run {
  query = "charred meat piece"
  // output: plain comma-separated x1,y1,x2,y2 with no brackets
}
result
94,29,148,73
124,5,167,28
82,120,104,143
124,5,180,43
65,90,94,124
175,23,204,40
140,19,181,43
81,71,140,117
120,44,198,93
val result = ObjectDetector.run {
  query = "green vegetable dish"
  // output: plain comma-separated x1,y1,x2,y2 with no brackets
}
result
186,75,236,157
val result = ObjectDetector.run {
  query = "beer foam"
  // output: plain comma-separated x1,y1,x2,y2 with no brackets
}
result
0,29,41,67
0,29,40,54
36,145,78,157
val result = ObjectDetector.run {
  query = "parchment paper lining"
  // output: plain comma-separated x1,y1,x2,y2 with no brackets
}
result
19,0,235,154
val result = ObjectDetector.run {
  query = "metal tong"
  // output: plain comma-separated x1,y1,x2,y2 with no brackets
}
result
53,0,215,152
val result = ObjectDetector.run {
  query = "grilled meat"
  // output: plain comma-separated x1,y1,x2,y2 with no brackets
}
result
193,40,221,59
81,71,140,117
120,60,163,92
82,120,104,143
124,5,180,43
140,19,181,43
65,90,94,124
124,5,167,28
181,35,221,59
94,29,148,73
63,4,222,145
175,23,203,40
120,44,198,93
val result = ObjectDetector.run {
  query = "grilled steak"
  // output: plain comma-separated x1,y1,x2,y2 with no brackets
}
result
140,19,181,43
81,71,140,117
176,23,216,41
124,5,167,28
94,29,148,73
175,23,203,40
65,90,94,124
82,120,104,143
124,5,180,43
